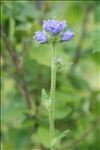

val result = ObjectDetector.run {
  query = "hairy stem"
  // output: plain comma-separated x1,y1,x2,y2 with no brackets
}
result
49,43,56,150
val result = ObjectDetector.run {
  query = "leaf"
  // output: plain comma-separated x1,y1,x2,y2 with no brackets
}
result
94,5,100,23
2,128,31,150
2,97,27,128
37,126,61,148
42,88,50,111
42,88,48,102
16,23,32,31
52,130,70,148
19,2,41,19
37,126,50,148
54,106,72,119
69,74,90,90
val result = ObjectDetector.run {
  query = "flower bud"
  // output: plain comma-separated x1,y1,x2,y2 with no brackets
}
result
55,57,64,70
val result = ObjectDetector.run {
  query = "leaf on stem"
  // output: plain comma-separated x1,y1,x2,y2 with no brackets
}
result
51,129,70,148
41,88,50,111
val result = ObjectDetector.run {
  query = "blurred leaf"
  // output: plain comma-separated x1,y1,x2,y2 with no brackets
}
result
2,99,26,127
16,23,32,31
94,5,100,23
2,128,31,150
18,2,41,20
37,126,50,148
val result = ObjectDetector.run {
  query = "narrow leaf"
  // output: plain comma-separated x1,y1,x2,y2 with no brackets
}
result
41,88,50,111
52,130,70,147
42,88,48,102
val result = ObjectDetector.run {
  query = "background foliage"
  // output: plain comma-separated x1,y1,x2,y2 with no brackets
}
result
1,1,100,150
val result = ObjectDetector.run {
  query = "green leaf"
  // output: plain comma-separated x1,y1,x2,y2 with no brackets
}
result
19,2,41,19
37,126,61,148
94,5,100,23
16,23,32,31
42,88,50,111
37,126,50,148
55,106,72,119
52,130,70,148
2,100,26,127
42,88,48,102
2,128,31,150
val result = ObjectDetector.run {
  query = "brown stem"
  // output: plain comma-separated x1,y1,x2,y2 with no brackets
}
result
0,23,32,110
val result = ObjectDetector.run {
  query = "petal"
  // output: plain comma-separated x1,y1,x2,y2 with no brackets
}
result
34,31,49,44
62,29,74,41
43,19,67,35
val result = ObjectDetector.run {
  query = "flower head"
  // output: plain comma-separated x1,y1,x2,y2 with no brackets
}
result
33,18,74,45
43,19,67,35
61,29,74,42
34,31,49,44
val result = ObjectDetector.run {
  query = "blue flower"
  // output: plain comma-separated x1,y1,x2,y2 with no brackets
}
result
34,18,74,45
43,19,67,35
61,29,74,42
34,31,49,44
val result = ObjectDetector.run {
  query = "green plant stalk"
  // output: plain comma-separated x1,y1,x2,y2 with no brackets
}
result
49,43,56,150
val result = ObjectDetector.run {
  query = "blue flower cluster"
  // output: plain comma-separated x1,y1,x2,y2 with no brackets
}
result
34,19,74,44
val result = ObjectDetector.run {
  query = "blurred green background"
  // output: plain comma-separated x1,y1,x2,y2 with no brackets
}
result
1,1,100,150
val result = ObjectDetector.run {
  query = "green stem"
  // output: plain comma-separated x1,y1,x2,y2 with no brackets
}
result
49,43,56,150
